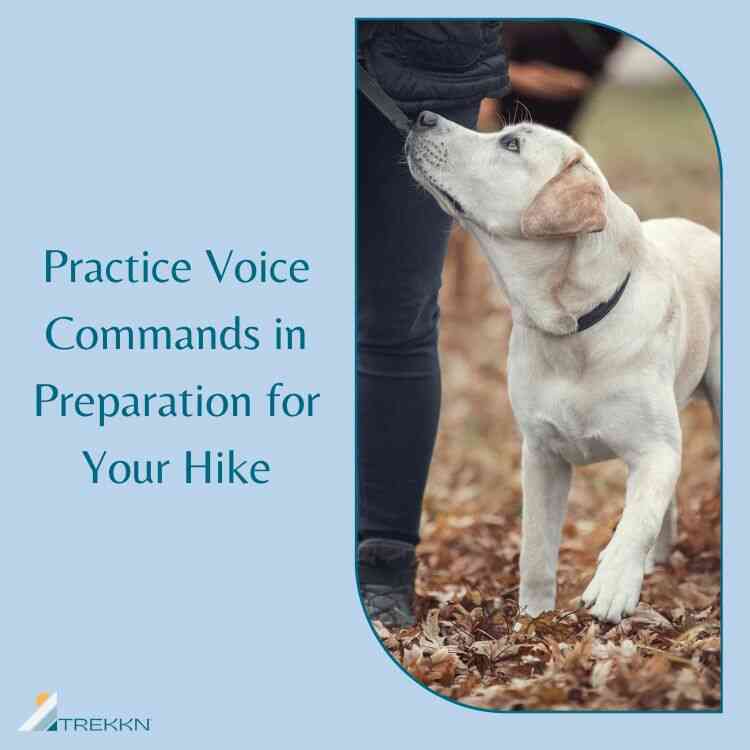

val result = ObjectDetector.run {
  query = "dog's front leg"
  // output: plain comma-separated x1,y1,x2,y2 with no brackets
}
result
582,441,681,623
519,441,572,617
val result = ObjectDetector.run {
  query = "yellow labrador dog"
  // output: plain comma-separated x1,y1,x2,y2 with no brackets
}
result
406,112,720,623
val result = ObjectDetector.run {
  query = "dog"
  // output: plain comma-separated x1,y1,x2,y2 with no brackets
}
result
406,111,720,623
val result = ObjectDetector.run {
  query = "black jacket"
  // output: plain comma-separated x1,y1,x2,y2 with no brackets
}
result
359,21,509,115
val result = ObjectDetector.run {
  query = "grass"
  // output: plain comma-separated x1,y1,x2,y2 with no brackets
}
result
575,83,720,229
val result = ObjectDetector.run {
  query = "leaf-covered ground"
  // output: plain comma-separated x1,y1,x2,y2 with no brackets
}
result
372,81,721,711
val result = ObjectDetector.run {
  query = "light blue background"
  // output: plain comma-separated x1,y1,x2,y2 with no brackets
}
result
0,1,742,745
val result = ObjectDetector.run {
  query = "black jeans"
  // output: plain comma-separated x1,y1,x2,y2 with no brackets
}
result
357,93,479,546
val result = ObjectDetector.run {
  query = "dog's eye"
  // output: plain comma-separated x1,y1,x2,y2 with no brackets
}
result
500,135,520,153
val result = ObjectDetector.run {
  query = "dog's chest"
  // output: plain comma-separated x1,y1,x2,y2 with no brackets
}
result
511,376,615,465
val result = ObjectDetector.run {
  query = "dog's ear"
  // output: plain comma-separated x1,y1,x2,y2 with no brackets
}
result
520,158,607,239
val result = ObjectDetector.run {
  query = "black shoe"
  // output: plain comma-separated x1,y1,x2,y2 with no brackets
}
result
357,538,417,628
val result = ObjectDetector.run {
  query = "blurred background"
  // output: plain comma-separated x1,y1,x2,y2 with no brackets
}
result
397,23,721,709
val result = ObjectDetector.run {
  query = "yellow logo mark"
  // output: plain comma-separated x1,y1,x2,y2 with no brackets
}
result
35,692,50,707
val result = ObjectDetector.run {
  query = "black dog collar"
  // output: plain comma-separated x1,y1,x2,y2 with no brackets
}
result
575,273,631,333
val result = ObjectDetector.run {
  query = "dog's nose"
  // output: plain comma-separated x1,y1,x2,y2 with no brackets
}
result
415,111,439,130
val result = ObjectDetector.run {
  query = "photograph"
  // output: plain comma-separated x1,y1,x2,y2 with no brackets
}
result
356,19,721,711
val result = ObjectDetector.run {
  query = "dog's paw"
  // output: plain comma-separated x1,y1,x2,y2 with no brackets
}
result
581,540,645,623
519,598,555,618
519,586,555,618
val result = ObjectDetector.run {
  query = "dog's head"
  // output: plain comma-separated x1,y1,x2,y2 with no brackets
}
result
405,112,608,240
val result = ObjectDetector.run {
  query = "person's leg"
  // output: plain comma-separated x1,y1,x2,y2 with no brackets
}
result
357,93,478,625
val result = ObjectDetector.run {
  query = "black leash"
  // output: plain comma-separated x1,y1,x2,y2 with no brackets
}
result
575,272,631,333
357,63,413,135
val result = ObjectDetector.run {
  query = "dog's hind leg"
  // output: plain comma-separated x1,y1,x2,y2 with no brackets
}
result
645,492,677,573
644,332,718,576
703,329,721,430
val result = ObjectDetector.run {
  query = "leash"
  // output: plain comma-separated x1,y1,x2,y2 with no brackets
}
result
575,272,631,333
357,62,413,135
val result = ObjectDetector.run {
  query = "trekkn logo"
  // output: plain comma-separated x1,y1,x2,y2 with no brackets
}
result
18,692,58,732
18,692,151,733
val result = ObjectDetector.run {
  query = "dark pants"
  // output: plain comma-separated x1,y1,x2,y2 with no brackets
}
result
357,93,478,546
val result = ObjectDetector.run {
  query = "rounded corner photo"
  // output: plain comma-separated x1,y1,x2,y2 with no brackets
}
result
356,19,721,712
